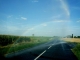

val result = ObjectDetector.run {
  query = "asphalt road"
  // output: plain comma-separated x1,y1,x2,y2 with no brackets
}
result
4,38,78,60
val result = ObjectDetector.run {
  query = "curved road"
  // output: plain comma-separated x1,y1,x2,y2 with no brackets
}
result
5,38,78,60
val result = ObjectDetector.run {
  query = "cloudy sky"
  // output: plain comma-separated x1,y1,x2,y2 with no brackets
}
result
0,0,80,36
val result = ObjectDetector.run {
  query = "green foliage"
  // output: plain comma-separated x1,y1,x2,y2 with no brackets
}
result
0,35,31,46
0,35,18,46
0,35,53,56
0,45,10,56
72,43,80,60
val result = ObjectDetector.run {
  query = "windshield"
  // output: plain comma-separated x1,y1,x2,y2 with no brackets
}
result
0,0,80,60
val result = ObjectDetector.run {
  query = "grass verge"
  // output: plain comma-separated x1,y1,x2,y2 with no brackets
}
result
62,38,80,60
72,43,80,60
0,37,53,56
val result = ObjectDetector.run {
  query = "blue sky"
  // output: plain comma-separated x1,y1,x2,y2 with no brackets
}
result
0,0,80,36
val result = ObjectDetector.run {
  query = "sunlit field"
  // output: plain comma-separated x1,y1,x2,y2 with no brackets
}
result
62,38,80,60
0,35,53,57
62,38,80,43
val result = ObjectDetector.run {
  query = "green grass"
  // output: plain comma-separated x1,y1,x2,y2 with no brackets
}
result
72,43,80,60
0,45,10,56
0,36,54,56
8,42,46,53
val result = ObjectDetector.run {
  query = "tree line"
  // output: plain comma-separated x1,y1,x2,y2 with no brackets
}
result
74,36,80,38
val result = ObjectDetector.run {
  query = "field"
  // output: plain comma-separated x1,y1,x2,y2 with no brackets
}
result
0,35,53,57
62,38,80,60
62,38,80,43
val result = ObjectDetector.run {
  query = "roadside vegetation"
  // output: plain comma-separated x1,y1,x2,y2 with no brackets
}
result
0,35,53,57
62,38,80,60
72,43,80,60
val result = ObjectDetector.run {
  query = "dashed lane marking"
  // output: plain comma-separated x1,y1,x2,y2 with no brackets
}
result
48,46,52,49
34,50,46,60
34,42,66,60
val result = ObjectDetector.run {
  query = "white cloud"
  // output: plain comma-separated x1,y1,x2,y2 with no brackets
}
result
21,17,27,20
22,27,35,35
6,26,19,32
41,23,47,26
32,0,38,2
48,31,52,33
72,7,80,10
27,28,34,30
60,0,70,17
77,20,80,22
44,10,47,12
16,18,19,19
51,14,62,19
7,15,13,18
53,20,70,22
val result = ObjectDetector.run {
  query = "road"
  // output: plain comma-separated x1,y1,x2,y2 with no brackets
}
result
4,38,78,60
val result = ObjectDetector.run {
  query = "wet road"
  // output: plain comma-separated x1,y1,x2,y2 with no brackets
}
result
5,38,78,60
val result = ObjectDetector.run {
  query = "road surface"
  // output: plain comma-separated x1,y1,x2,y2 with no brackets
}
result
4,38,78,60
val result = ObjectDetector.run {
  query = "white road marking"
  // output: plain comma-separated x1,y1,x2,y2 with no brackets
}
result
34,50,46,60
34,42,66,60
48,46,52,49
61,43,65,51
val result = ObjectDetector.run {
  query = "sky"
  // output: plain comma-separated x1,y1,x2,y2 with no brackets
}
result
0,0,80,37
